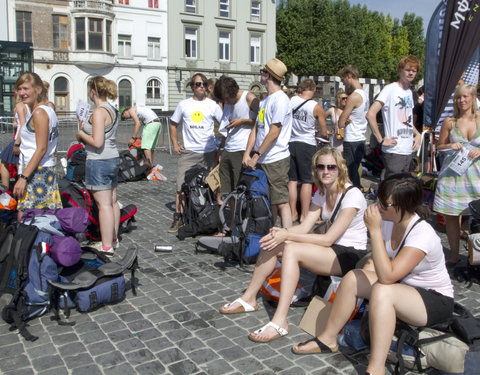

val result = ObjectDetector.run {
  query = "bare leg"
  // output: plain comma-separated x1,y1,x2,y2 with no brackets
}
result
292,269,377,353
277,202,293,228
445,214,460,263
366,283,428,375
299,183,313,222
219,244,283,313
0,162,10,187
92,189,114,248
288,180,299,222
143,149,153,168
112,187,120,240
249,242,343,341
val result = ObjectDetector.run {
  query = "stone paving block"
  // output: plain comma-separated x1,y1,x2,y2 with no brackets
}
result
103,362,136,375
155,347,187,364
94,350,126,367
106,328,133,343
58,342,87,357
0,354,31,373
144,336,173,353
262,354,296,372
37,368,69,375
157,319,182,332
177,336,204,352
4,368,35,375
127,318,155,332
64,352,96,369
231,356,267,373
87,340,116,356
188,347,220,365
134,327,163,341
32,354,65,372
168,327,195,341
115,337,146,353
205,336,235,351
78,329,108,345
168,359,199,375
70,365,103,375
198,358,235,375
124,347,156,366
217,345,251,362
134,360,167,374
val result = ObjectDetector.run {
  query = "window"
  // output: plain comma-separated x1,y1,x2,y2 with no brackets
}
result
16,11,32,42
148,37,161,60
148,0,159,8
185,27,197,59
119,79,132,107
53,15,68,49
89,18,103,50
146,78,162,104
118,35,131,58
219,0,229,18
185,0,196,13
76,18,86,50
250,34,261,64
106,20,112,52
54,77,69,112
219,31,230,61
251,1,261,22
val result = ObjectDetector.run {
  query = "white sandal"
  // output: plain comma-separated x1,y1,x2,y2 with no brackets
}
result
219,297,259,314
248,321,288,343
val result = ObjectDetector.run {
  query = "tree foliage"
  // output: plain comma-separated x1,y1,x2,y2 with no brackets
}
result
276,0,426,82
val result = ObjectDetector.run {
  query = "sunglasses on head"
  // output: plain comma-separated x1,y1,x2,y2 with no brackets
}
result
315,164,338,171
194,82,208,88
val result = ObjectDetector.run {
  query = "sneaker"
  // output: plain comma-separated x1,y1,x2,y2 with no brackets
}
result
87,241,115,257
168,214,183,233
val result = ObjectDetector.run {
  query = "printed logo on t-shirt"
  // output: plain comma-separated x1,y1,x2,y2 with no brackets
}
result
257,107,265,128
394,95,414,138
191,111,204,123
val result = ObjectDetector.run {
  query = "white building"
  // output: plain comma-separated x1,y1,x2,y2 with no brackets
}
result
8,0,168,114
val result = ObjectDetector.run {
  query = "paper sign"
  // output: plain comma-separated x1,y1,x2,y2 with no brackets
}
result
76,100,90,124
206,164,221,191
448,148,473,175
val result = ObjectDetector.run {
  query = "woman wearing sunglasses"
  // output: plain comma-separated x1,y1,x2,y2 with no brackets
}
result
292,174,453,375
325,89,348,151
219,147,368,343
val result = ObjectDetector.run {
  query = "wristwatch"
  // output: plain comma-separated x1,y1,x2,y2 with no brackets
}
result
252,150,262,157
18,174,29,182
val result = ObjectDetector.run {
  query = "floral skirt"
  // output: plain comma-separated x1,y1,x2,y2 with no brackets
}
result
17,165,62,211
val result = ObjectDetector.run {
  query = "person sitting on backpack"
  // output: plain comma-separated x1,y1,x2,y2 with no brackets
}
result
219,147,368,343
76,76,120,256
121,105,161,168
292,174,454,375
13,72,62,219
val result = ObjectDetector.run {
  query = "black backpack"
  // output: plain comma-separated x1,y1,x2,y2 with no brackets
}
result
177,165,220,240
0,223,40,341
118,150,149,183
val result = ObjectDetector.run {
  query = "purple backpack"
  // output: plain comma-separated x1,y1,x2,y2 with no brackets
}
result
50,235,82,267
23,207,89,235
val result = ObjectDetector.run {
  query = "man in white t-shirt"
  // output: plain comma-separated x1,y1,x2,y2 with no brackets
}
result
243,58,293,228
367,56,422,178
169,73,223,232
337,65,369,188
288,78,327,223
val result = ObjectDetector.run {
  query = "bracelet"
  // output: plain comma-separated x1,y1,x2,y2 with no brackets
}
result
18,174,29,182
252,150,262,157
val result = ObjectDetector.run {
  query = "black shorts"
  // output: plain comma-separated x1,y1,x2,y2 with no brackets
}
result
415,287,454,327
331,244,365,276
288,141,316,183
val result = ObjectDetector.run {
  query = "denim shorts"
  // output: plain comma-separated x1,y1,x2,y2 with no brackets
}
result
85,157,120,191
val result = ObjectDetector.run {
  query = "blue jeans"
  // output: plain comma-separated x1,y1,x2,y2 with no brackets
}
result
85,157,120,190
343,141,365,188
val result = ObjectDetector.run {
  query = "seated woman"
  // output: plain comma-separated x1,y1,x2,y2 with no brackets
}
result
219,146,368,343
292,174,454,375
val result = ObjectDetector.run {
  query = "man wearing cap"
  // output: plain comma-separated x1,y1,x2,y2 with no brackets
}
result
121,105,161,168
243,58,293,228
168,73,223,233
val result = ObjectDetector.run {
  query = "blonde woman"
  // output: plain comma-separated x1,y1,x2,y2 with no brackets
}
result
325,89,348,151
76,76,120,255
220,147,367,343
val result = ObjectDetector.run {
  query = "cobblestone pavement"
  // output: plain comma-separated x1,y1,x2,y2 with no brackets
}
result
1,150,479,375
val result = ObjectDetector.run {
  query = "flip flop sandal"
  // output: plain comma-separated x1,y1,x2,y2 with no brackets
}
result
219,297,259,314
248,321,288,343
291,337,338,355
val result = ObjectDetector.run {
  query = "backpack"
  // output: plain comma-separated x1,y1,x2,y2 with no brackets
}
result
196,168,272,265
0,223,41,341
49,245,138,316
177,165,220,240
65,143,86,182
117,150,149,183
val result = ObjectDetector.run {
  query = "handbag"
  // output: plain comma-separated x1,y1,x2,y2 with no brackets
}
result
313,186,354,234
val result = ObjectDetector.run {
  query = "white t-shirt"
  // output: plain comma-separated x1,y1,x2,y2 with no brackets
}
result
344,89,369,142
382,214,453,298
20,105,58,169
290,96,318,145
376,82,415,155
136,106,158,124
311,185,367,250
219,91,256,152
170,97,223,153
255,90,292,164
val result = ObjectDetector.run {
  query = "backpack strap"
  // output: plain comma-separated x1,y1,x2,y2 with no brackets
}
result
292,99,311,115
396,218,423,254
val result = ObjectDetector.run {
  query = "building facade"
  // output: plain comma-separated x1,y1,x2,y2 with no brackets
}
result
7,0,168,115
166,0,277,109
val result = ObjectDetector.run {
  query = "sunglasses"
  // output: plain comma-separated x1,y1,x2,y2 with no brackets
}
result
315,164,338,171
194,82,208,88
260,69,269,76
341,97,348,100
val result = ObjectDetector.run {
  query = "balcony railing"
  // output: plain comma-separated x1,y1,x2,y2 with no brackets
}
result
72,0,113,12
